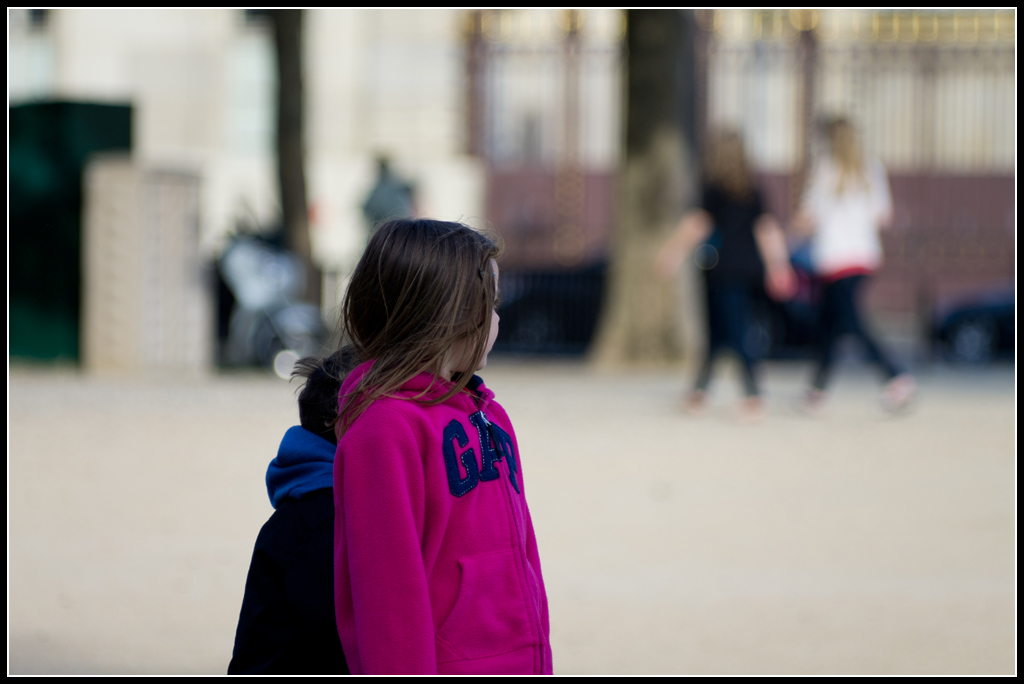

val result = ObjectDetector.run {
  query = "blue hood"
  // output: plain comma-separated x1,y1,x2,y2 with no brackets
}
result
266,426,336,509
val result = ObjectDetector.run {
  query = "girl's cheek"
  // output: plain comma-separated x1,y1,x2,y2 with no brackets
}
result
488,310,500,349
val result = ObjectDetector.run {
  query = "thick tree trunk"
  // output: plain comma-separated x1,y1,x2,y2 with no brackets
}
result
270,9,319,304
590,10,700,368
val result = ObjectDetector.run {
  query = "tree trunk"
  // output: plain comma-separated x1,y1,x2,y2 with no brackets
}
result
270,9,319,304
590,10,700,369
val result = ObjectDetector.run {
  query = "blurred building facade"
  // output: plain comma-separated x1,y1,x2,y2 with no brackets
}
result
9,9,1015,363
9,8,485,365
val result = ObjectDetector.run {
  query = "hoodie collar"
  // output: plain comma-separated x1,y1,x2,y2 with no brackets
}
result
265,426,336,509
339,360,494,414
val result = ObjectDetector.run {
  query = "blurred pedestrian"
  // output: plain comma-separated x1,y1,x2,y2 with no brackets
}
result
791,117,915,413
361,155,414,232
229,349,356,674
331,218,551,674
656,130,796,420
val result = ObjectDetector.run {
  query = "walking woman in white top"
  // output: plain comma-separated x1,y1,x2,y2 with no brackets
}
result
791,117,915,413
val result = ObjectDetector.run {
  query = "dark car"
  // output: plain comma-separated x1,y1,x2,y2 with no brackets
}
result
931,286,1015,363
493,263,605,355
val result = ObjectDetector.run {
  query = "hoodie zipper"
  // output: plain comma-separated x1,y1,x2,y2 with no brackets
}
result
475,407,544,672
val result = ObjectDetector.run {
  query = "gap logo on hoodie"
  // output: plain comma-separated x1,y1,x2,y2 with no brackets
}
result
442,411,519,497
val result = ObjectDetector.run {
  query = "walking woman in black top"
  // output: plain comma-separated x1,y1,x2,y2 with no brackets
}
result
656,130,795,420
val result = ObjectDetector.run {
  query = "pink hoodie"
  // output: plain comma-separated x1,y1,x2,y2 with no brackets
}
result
333,362,552,675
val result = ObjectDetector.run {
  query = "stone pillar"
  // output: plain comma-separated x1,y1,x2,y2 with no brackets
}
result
81,156,212,375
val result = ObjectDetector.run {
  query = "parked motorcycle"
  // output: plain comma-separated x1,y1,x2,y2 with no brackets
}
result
218,234,328,377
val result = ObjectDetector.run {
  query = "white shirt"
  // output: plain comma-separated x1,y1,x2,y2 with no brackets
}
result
802,156,892,277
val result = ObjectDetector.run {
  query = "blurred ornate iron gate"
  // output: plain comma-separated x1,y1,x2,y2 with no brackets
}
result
465,9,625,353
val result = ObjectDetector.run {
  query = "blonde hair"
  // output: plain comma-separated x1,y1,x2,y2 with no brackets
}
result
703,130,754,201
826,117,866,194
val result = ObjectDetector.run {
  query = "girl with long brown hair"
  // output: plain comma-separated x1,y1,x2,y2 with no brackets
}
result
329,218,551,674
656,130,796,419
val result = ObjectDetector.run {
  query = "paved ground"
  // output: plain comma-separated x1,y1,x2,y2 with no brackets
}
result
8,359,1016,674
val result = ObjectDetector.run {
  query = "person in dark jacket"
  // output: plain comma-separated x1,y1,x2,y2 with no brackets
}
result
361,154,415,231
228,350,355,674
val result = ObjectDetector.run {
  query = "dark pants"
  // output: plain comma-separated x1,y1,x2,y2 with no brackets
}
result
811,275,901,391
694,281,759,397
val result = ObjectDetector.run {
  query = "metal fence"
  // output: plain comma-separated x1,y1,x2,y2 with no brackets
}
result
704,9,1016,176
468,10,622,354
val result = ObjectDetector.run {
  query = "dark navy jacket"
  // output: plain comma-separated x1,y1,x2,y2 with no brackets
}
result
229,427,349,674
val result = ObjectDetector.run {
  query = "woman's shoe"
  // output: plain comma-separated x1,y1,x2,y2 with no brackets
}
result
684,390,707,416
740,395,766,423
801,389,828,417
881,374,916,413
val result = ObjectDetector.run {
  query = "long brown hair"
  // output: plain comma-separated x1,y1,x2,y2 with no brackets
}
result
703,129,754,200
335,218,502,436
825,117,866,194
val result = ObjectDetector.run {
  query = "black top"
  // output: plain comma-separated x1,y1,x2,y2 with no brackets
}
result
229,489,349,675
700,184,766,286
